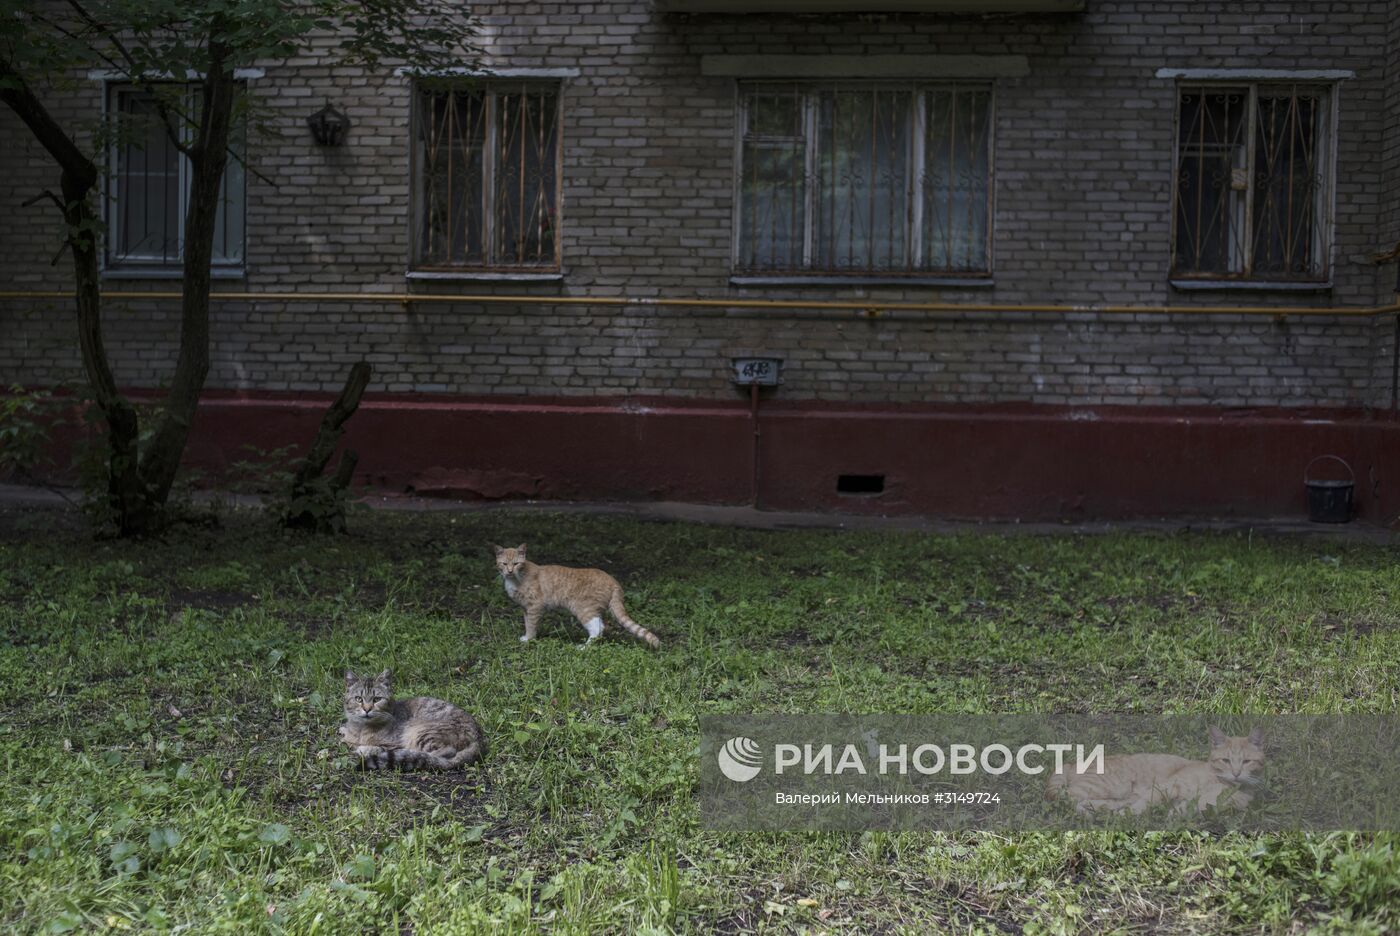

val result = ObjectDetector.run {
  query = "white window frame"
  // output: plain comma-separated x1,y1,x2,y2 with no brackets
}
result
1168,80,1340,286
408,78,565,276
730,80,995,282
101,81,247,275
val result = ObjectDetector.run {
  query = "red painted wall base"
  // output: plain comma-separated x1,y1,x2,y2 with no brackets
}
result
153,392,1400,524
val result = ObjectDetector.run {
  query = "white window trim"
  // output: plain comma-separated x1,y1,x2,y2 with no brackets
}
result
1155,68,1354,81
405,270,565,282
703,55,1027,79
396,66,580,78
87,68,265,81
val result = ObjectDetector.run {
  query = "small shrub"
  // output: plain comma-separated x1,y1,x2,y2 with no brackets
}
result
0,384,64,483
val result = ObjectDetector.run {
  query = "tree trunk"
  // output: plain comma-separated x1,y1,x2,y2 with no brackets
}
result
1,57,152,533
284,362,372,532
137,59,237,511
66,183,149,533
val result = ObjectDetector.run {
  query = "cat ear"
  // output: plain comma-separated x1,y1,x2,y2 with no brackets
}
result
345,669,357,685
376,668,392,684
516,543,527,556
1208,725,1227,745
490,543,504,555
1247,727,1264,747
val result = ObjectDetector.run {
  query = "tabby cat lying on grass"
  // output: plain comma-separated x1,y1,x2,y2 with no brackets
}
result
1047,726,1264,816
492,543,661,648
339,669,485,770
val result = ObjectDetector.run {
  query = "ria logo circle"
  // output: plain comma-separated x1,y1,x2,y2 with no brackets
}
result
717,736,763,782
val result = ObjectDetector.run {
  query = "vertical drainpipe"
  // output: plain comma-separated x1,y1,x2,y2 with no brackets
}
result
1392,310,1398,418
1388,256,1400,416
1371,244,1400,417
1392,258,1400,418
750,382,761,507
734,356,780,508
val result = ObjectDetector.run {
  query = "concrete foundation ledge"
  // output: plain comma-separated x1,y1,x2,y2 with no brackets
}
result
103,391,1396,525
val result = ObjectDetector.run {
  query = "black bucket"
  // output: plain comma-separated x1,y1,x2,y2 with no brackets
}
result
1303,455,1354,524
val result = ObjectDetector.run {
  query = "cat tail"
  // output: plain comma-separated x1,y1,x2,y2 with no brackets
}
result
609,589,661,648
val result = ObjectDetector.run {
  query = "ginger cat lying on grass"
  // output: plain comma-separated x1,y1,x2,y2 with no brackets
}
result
1047,726,1264,816
493,543,660,648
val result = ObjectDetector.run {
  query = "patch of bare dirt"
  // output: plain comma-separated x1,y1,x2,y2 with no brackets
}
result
1318,614,1385,640
773,628,817,650
167,587,254,612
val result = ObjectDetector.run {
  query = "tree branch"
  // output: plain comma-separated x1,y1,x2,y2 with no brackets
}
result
0,57,97,189
63,0,195,158
62,0,136,72
26,10,124,73
21,189,66,212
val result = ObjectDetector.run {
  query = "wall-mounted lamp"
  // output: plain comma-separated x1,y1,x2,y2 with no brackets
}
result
307,101,350,147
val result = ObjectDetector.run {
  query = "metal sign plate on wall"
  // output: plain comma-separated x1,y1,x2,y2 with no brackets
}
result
733,357,783,386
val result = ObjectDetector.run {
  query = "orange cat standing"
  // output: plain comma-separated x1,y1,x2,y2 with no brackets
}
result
492,543,661,648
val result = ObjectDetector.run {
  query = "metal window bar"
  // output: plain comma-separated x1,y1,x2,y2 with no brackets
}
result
735,81,991,276
737,87,806,271
1171,84,1329,282
415,82,561,271
908,90,926,269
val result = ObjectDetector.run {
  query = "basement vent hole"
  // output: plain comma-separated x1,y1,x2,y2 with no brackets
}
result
837,474,885,495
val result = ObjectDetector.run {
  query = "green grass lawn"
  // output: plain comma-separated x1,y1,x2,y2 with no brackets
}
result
2,505,1399,934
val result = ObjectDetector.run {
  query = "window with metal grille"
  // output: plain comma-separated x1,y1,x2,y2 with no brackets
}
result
412,81,562,271
106,85,245,271
1171,84,1334,282
734,82,993,277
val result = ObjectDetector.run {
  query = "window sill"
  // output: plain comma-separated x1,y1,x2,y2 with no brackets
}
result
1169,278,1332,293
407,270,564,283
102,267,246,280
730,275,994,288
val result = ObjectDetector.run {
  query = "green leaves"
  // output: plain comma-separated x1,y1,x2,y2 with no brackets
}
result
257,823,291,845
109,840,142,875
342,853,375,881
2,0,478,90
147,826,183,853
0,384,65,481
42,911,85,934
